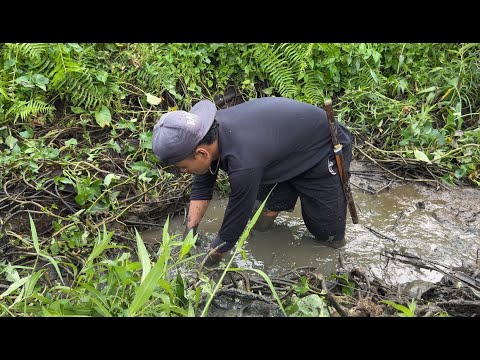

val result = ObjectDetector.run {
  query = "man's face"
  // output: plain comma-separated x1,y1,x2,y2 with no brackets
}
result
174,154,211,175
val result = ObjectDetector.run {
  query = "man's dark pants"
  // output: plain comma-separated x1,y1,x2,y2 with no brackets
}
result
255,145,352,244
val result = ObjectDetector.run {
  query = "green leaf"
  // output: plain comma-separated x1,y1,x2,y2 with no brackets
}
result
417,86,437,95
24,270,46,300
5,135,17,149
95,106,112,128
157,279,174,299
65,138,77,147
146,93,162,106
130,161,150,173
32,74,49,91
179,229,196,261
175,272,187,307
262,87,274,95
71,107,85,114
295,294,327,317
139,131,152,149
19,126,34,139
455,168,466,179
96,70,108,84
15,75,34,87
369,69,379,84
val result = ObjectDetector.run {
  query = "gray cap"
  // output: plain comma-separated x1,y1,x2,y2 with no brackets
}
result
152,100,216,164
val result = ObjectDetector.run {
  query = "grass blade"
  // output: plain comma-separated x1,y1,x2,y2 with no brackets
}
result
29,214,64,284
201,194,272,317
227,267,286,316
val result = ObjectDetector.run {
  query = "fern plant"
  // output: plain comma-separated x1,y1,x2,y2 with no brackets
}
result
4,99,55,122
251,43,334,105
0,43,127,124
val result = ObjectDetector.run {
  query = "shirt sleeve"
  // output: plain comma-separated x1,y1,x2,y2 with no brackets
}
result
190,171,218,201
210,167,263,252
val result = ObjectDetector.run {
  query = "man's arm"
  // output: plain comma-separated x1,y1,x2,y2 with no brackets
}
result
200,168,263,268
210,168,263,253
184,199,210,237
183,170,217,240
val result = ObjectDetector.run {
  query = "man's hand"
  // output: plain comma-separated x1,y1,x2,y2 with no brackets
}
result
203,249,224,268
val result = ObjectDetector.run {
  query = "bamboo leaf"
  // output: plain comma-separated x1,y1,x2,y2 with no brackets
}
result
90,297,113,317
0,276,29,299
85,225,114,269
23,270,45,300
38,253,63,284
201,192,273,317
178,229,196,261
381,300,414,316
157,304,188,316
135,228,151,283
79,283,111,315
157,279,174,299
128,251,167,316
29,214,40,254
29,214,64,284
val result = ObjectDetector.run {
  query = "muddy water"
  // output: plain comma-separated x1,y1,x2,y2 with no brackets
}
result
142,163,480,287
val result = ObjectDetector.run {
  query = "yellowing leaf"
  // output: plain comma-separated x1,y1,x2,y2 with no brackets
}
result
414,150,431,163
146,93,162,106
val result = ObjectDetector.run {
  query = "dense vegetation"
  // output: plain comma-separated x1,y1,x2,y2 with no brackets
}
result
0,43,479,316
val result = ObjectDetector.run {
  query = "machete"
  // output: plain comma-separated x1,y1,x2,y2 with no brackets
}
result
324,99,359,224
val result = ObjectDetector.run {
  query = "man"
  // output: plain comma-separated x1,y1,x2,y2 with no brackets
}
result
152,97,352,267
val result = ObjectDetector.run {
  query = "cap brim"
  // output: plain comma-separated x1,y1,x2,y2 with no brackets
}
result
190,100,216,139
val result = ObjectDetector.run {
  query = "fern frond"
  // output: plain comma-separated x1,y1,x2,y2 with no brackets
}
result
348,67,386,90
33,57,56,74
136,63,176,92
4,43,49,66
0,79,11,101
49,57,85,88
302,69,325,105
5,99,55,121
253,44,296,98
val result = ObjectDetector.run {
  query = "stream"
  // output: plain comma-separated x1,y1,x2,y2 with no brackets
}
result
141,161,480,291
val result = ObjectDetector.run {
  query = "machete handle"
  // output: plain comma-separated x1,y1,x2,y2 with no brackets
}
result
324,98,359,224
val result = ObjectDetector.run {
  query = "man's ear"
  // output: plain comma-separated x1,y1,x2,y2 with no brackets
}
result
195,146,210,159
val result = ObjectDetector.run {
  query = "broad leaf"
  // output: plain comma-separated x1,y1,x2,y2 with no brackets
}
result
95,106,112,128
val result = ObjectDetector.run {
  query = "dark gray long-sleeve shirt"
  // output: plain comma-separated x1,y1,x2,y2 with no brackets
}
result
190,97,351,252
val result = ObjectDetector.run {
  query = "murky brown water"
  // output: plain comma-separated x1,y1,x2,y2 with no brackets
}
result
142,162,480,287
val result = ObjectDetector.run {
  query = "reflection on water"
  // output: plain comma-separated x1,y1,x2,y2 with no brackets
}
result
141,181,480,287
